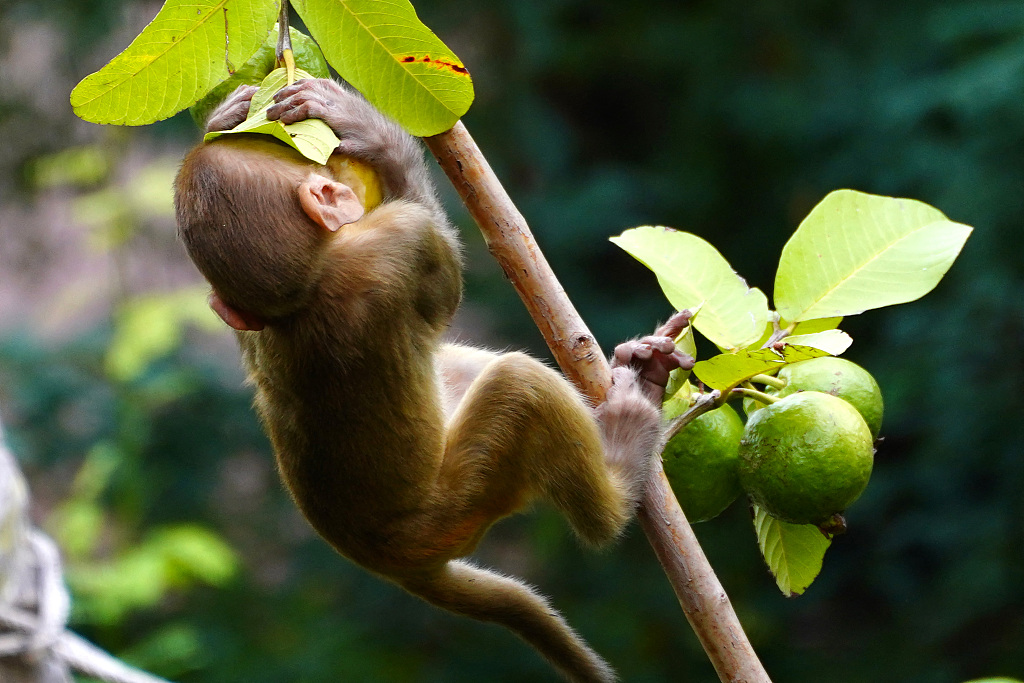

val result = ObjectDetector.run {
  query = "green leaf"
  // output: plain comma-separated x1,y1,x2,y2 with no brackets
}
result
693,345,830,391
611,227,769,350
753,504,831,597
793,316,842,335
106,286,222,382
293,0,474,136
662,379,693,419
205,67,341,163
663,320,698,398
71,0,278,126
745,316,843,351
153,525,238,586
775,190,972,322
783,329,852,355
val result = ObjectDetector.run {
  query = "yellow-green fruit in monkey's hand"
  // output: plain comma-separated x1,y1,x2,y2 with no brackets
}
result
744,357,883,437
662,404,744,523
189,27,330,128
738,391,874,525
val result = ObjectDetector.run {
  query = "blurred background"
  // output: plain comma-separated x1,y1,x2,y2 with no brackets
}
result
1,0,1022,681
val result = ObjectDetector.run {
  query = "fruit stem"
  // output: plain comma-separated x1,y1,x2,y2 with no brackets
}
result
276,2,296,84
751,374,786,390
733,387,779,404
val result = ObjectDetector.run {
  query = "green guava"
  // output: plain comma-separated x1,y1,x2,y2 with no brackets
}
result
745,357,883,437
662,404,744,523
189,26,331,128
738,391,874,525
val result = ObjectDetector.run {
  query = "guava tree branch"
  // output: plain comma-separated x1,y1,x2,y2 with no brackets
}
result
424,121,772,683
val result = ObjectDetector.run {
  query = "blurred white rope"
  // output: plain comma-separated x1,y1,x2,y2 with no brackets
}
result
0,418,173,683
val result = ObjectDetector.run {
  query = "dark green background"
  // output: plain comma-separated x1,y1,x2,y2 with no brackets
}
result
1,0,1022,680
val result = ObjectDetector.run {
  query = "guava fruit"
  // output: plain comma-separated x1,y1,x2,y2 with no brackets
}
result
190,26,330,128
738,391,874,525
662,404,744,523
745,357,883,437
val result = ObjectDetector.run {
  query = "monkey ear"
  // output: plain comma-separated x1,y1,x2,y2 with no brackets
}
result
298,174,365,232
209,291,266,332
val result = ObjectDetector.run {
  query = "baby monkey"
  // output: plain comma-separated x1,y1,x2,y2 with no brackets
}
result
175,79,690,683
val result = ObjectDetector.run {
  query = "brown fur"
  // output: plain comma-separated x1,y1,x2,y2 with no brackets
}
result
174,79,683,683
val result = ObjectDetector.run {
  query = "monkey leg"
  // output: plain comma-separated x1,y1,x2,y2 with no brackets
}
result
400,559,616,683
428,352,643,550
435,343,503,419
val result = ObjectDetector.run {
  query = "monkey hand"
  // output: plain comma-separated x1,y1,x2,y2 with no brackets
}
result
611,311,695,404
204,85,258,133
267,79,386,157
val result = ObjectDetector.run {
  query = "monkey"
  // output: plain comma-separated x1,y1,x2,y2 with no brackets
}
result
174,78,692,683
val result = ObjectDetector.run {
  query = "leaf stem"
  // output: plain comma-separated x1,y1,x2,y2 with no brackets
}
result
733,386,780,404
751,373,786,389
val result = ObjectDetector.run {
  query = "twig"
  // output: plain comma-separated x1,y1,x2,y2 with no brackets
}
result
424,121,772,683
664,390,721,442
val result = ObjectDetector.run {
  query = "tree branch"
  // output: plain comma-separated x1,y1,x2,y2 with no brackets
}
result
424,121,772,683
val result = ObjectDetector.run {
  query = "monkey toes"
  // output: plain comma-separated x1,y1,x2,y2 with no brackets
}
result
612,311,696,403
654,310,693,339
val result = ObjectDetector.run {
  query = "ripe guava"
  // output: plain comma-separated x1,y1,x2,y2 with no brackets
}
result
738,391,874,525
745,357,883,437
662,404,744,523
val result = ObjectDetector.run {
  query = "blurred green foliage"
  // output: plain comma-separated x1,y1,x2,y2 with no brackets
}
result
2,0,1023,681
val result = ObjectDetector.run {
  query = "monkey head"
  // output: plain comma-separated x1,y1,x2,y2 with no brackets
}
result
174,135,365,329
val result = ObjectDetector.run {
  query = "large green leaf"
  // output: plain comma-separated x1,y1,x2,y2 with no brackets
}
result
753,505,831,597
293,0,474,136
71,0,278,126
205,68,341,164
611,227,769,350
693,345,829,391
775,190,972,322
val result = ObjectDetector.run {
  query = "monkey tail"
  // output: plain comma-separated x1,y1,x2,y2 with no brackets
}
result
400,560,617,683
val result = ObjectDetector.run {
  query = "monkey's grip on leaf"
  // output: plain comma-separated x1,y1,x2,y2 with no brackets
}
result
424,122,772,683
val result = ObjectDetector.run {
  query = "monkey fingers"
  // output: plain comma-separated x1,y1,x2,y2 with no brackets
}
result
205,85,258,133
268,80,395,164
267,79,355,127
